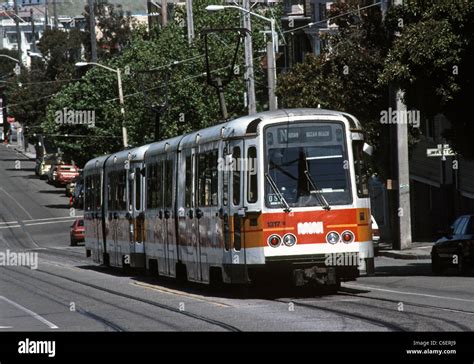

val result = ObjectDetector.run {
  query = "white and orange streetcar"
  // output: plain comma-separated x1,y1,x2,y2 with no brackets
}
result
84,109,374,290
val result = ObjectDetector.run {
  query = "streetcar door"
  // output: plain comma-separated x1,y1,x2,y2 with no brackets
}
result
128,162,145,268
182,148,201,281
195,144,219,283
223,140,245,282
153,158,167,275
161,155,175,276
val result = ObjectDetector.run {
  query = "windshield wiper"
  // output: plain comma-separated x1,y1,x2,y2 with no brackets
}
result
304,170,331,211
265,172,291,213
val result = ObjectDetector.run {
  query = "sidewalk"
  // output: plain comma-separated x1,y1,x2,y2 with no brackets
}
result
5,142,36,160
377,241,433,260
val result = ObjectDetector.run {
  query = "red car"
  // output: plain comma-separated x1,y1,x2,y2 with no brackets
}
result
70,219,85,246
56,165,80,186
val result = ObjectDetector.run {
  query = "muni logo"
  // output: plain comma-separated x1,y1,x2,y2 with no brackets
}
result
297,221,324,235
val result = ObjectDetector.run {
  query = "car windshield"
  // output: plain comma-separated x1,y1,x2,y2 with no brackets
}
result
78,220,84,227
265,121,352,208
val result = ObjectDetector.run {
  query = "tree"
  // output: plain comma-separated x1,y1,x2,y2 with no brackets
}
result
277,0,391,176
83,0,135,60
3,29,85,143
40,0,276,165
381,0,474,158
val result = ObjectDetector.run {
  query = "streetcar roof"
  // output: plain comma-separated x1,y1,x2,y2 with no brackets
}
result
83,154,110,174
84,108,362,172
145,135,184,159
105,144,151,168
178,108,361,149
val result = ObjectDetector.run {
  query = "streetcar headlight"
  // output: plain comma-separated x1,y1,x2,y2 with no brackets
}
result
283,234,297,247
341,231,355,244
326,231,340,244
268,234,281,248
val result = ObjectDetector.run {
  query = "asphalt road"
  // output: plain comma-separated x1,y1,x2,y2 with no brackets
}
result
1,144,473,332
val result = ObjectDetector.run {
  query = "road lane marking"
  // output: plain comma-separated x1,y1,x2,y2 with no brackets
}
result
0,221,19,226
0,187,34,220
344,283,474,304
0,326,13,329
0,296,59,329
131,282,233,308
25,220,77,227
0,225,21,230
0,219,77,230
22,216,83,223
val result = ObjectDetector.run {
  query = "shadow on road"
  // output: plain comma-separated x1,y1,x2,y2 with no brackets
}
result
77,264,345,299
44,204,71,209
39,190,66,195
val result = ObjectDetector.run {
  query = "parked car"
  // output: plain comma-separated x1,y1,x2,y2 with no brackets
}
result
70,218,85,246
371,215,381,253
55,165,80,187
431,215,474,274
46,161,64,184
38,154,59,179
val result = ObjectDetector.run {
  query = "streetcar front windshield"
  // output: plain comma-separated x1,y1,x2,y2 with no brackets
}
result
265,121,352,208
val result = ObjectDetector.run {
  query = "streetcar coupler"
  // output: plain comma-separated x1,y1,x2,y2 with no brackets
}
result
293,266,337,287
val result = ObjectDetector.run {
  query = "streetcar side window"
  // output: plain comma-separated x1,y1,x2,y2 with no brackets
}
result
232,147,241,206
164,159,173,208
107,172,114,210
85,176,91,211
157,161,163,208
135,167,141,211
117,171,127,210
146,164,154,209
353,141,369,198
247,146,258,203
185,156,192,208
198,150,218,207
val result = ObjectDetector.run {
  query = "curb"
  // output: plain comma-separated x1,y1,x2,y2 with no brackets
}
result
7,144,36,161
378,250,431,260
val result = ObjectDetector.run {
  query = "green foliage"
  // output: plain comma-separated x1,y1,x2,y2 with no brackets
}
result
381,0,474,158
40,0,276,165
278,0,390,176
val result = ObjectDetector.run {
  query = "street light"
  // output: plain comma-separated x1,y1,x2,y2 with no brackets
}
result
0,54,20,63
75,61,128,148
206,4,278,111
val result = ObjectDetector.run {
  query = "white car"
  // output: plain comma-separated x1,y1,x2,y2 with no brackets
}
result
371,215,381,252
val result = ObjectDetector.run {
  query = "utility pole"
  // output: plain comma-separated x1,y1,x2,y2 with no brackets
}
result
13,0,22,64
88,0,98,62
384,0,412,250
53,0,58,29
243,0,257,114
117,68,128,148
45,0,49,29
395,89,412,249
185,0,194,45
161,0,168,26
266,41,277,111
30,9,36,53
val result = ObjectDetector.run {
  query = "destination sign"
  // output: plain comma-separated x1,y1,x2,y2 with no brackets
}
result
277,126,333,144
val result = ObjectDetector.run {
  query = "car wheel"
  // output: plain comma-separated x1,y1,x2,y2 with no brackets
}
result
70,236,77,247
431,251,443,274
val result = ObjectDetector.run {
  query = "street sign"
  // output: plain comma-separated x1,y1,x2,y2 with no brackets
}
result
426,144,455,157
